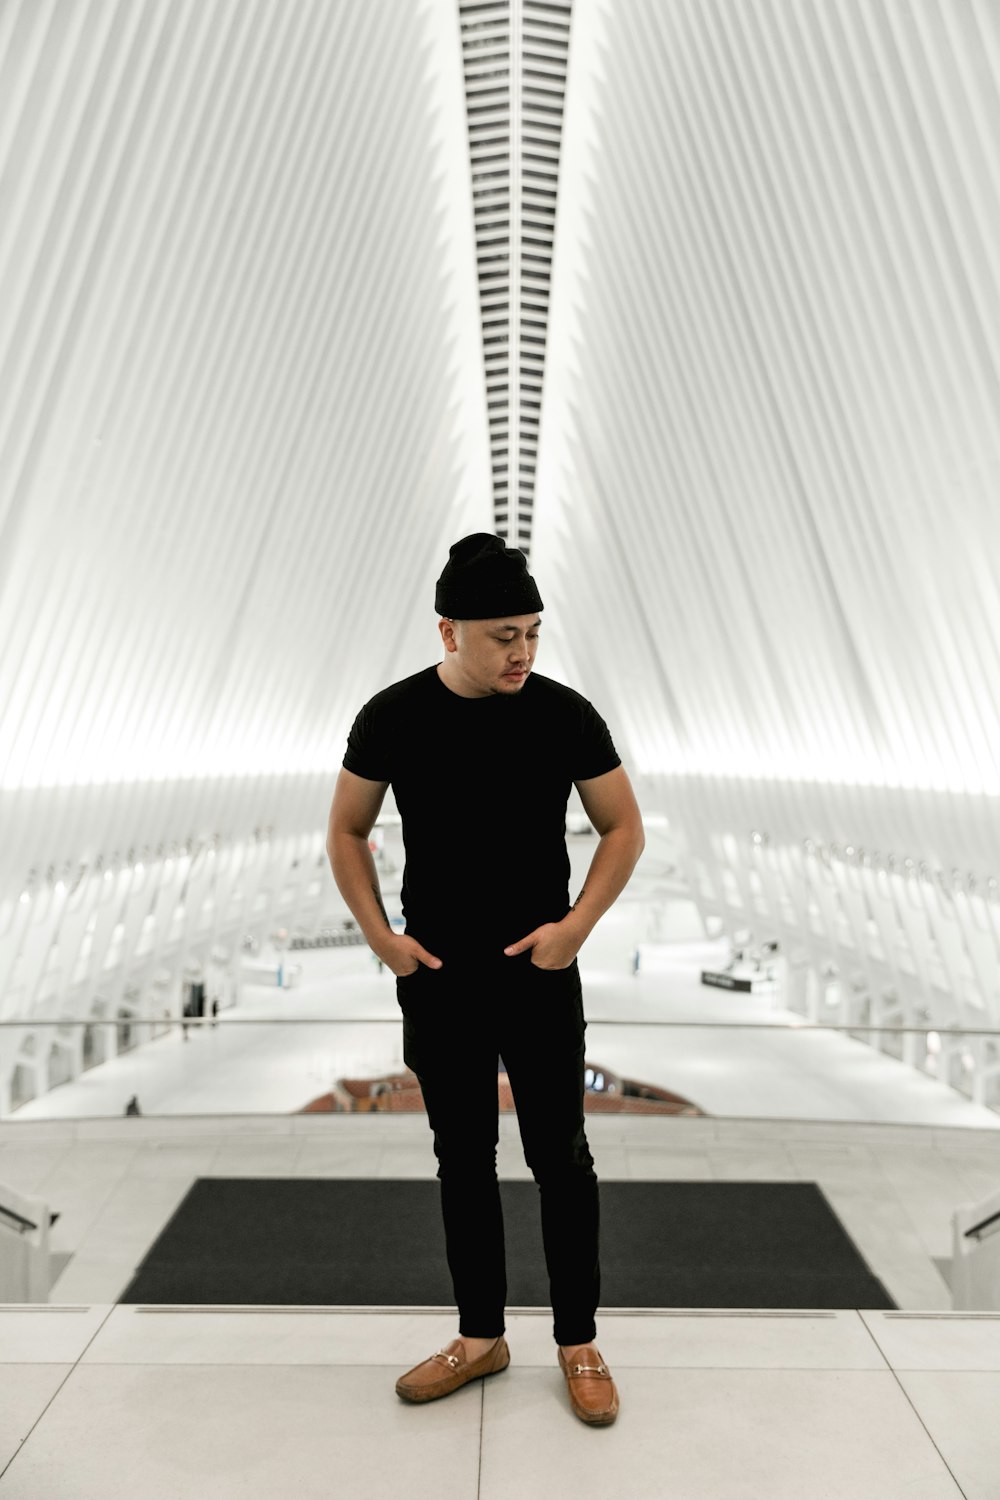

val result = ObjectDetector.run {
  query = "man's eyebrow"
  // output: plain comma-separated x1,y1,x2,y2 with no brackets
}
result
494,620,542,632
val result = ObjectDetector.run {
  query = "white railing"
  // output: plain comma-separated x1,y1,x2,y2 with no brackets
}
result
0,1182,52,1301
951,1187,1000,1309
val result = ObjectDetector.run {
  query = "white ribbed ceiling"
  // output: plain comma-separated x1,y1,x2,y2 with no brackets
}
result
0,0,488,797
536,0,1000,801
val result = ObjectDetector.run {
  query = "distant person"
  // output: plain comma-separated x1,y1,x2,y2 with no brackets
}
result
328,533,644,1425
125,1095,141,1116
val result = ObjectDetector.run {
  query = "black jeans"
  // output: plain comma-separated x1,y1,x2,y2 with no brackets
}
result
395,950,600,1346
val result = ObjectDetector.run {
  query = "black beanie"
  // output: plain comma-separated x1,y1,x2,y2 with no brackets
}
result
434,533,544,620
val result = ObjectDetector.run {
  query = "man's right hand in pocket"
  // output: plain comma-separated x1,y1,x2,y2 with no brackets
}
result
377,936,444,979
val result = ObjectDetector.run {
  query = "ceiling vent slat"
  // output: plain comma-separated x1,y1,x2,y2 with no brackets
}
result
459,0,571,562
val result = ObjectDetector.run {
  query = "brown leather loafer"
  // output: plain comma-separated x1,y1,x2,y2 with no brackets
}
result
395,1335,510,1403
557,1343,620,1425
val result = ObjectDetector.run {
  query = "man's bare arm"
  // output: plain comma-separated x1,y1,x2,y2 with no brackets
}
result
564,766,645,940
327,767,442,970
502,766,646,965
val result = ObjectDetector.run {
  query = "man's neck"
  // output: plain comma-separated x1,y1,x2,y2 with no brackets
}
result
436,660,484,698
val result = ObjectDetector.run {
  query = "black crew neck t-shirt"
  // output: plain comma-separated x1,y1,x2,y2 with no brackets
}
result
342,664,621,960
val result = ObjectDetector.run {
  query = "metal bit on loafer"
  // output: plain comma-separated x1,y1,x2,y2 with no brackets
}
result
557,1344,620,1425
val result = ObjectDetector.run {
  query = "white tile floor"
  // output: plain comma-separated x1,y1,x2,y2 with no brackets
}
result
1,1299,999,1497
2,893,1000,1495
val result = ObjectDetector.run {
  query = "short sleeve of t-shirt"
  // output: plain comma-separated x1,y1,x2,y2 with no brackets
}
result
343,672,622,785
342,700,391,782
572,696,622,781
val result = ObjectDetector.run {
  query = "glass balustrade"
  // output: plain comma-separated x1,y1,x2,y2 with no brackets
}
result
1,1013,998,1126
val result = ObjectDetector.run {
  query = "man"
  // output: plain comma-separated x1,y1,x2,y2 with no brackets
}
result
327,533,644,1426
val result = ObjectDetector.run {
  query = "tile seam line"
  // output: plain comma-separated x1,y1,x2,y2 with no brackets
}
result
59,1359,944,1371
113,1305,869,1317
857,1311,971,1499
0,1302,117,1483
477,1375,485,1500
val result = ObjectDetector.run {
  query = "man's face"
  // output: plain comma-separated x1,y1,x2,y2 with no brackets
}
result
439,613,541,696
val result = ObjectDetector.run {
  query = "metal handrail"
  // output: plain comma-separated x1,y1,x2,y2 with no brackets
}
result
0,1203,38,1233
964,1209,1000,1240
0,1018,998,1036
